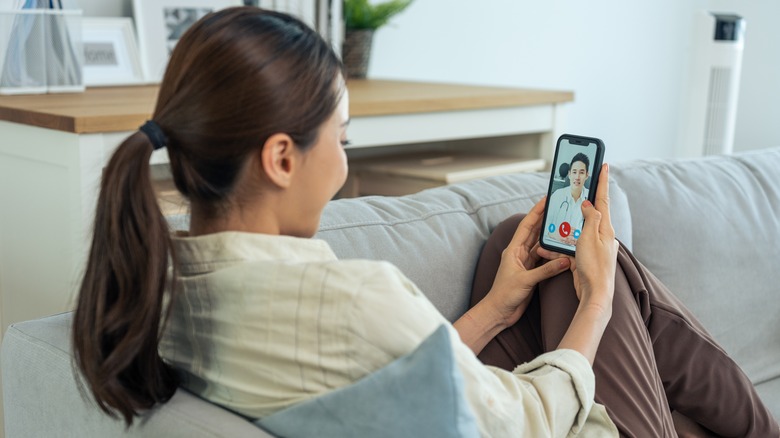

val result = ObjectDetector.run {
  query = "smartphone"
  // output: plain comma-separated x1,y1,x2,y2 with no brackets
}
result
539,134,605,256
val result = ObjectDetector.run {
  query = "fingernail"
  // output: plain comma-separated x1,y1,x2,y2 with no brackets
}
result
583,200,592,208
559,258,568,268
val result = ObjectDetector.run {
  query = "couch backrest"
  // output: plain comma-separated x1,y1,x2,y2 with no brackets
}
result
317,174,632,322
1,312,274,438
3,171,632,438
610,148,780,393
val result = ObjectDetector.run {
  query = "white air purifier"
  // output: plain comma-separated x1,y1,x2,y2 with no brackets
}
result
679,12,745,157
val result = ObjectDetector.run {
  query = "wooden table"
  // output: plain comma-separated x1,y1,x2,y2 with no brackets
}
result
0,80,572,335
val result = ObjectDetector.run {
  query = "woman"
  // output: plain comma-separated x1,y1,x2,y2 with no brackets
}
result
546,153,591,246
72,7,778,437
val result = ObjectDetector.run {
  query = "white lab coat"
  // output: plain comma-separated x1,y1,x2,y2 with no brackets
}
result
546,185,589,242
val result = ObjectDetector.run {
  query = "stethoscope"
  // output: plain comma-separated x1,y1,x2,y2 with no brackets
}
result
557,186,588,221
551,199,570,229
557,199,570,218
548,199,571,235
551,198,580,239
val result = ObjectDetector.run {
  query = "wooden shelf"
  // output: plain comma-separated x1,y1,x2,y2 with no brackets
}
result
0,80,573,134
347,80,574,117
0,85,158,133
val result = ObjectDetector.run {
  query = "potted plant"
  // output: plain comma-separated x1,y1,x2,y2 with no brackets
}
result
342,0,413,79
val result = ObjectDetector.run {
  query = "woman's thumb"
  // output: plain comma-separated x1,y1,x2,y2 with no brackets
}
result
581,200,601,236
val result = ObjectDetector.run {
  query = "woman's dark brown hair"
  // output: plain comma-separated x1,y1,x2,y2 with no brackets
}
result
72,6,344,426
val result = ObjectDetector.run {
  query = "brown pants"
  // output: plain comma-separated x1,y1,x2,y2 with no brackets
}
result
470,214,779,438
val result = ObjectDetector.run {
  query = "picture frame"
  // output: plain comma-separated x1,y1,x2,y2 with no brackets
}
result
81,17,145,87
132,0,243,83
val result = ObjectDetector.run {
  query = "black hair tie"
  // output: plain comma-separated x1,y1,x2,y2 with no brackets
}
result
139,120,168,151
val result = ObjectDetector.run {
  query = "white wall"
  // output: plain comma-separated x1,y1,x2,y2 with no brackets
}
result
78,0,780,163
368,0,780,163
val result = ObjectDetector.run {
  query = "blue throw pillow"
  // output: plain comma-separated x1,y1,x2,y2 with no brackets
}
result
256,325,479,438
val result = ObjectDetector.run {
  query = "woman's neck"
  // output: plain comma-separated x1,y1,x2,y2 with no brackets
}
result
188,201,281,237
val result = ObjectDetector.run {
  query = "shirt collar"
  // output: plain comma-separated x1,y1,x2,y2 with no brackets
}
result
171,231,338,276
565,186,589,204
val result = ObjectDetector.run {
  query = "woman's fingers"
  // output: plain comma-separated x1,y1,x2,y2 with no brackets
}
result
526,257,571,285
537,245,567,261
507,197,546,250
594,163,615,238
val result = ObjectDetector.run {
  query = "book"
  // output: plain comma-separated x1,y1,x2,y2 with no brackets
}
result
358,152,545,184
351,152,546,196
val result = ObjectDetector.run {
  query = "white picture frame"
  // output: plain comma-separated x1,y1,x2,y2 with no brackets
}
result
81,17,145,87
132,0,243,83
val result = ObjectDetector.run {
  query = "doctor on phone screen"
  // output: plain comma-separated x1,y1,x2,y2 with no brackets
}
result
546,152,591,246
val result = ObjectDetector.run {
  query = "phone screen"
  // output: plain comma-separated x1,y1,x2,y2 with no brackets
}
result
540,134,604,256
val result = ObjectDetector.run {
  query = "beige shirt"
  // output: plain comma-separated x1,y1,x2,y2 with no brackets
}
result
160,231,617,437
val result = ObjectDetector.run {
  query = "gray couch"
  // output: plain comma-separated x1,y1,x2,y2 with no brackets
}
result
3,148,779,437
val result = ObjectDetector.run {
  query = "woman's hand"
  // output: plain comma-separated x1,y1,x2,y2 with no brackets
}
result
483,198,572,328
454,198,570,355
569,163,618,311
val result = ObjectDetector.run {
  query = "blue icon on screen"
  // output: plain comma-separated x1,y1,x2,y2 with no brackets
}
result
573,229,581,239
548,223,556,233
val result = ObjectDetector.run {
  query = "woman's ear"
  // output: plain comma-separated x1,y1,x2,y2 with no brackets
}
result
259,133,297,188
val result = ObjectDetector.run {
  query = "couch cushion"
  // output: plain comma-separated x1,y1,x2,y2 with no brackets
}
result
257,325,479,438
610,148,780,390
317,173,632,322
755,379,780,422
1,312,272,438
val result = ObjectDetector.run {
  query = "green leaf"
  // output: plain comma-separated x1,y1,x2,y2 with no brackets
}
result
343,0,413,30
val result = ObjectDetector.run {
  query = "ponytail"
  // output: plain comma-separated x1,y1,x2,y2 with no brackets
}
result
72,129,178,426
